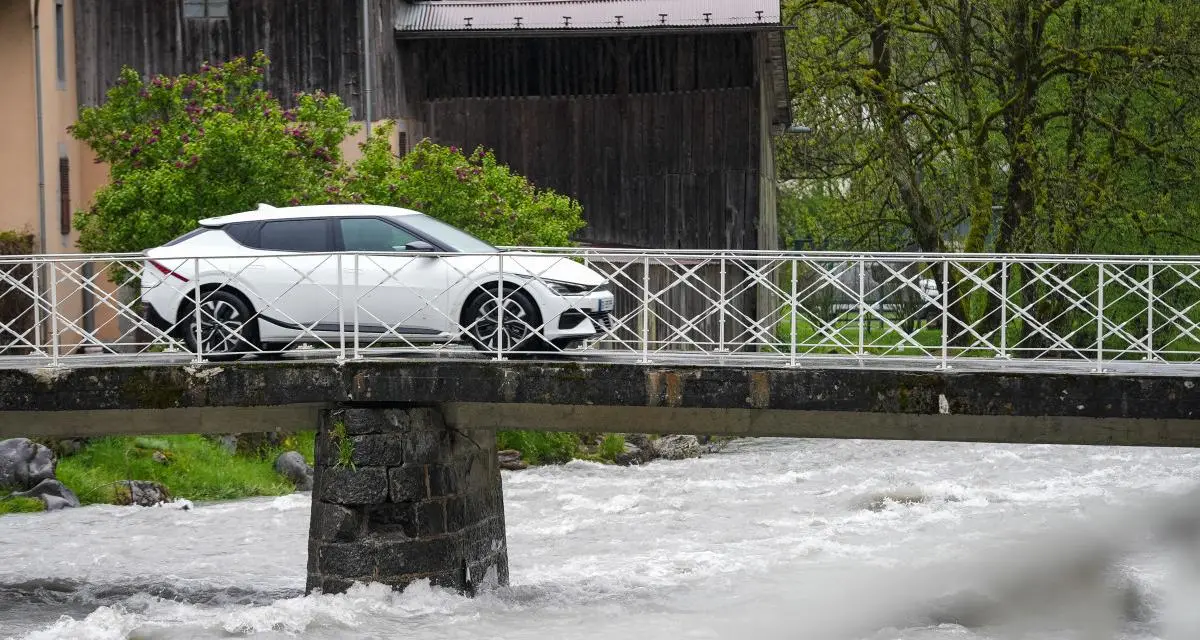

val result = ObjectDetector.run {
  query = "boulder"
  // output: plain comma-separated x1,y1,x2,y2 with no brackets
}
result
614,443,652,467
0,438,57,491
649,435,702,461
13,478,80,511
114,480,172,507
274,451,314,491
497,449,527,471
624,433,652,450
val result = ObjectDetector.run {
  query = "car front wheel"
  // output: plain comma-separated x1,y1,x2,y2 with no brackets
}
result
463,288,542,353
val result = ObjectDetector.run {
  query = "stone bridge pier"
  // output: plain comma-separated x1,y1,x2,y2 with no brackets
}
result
307,405,508,595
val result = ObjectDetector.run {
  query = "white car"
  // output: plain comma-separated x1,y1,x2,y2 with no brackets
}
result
140,203,615,360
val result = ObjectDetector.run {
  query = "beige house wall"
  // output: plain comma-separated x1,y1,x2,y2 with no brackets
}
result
3,0,402,352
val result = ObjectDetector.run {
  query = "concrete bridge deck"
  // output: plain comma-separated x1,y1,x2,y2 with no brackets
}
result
2,357,1197,447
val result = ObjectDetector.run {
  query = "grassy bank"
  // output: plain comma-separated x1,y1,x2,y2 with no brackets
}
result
2,430,623,516
0,433,315,515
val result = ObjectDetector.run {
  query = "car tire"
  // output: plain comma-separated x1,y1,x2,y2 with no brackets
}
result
463,287,542,353
179,289,260,362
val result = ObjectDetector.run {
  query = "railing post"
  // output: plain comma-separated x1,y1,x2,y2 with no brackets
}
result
938,259,950,370
716,255,727,353
32,261,43,355
48,262,60,367
353,253,361,359
1095,262,1105,372
996,261,1009,359
789,258,798,367
857,256,866,357
1145,262,1154,362
193,258,203,364
639,255,651,364
495,253,506,361
337,253,346,363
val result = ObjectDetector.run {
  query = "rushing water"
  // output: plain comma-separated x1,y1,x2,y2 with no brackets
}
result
3,437,1200,640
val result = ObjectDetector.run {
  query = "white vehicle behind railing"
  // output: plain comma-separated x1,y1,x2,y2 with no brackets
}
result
139,203,615,361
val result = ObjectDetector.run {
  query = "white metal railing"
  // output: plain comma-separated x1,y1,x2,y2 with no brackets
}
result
0,248,1197,371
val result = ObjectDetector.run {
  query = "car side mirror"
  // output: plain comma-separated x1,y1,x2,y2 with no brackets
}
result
404,240,436,253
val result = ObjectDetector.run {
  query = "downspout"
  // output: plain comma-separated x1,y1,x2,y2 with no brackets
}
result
362,0,373,137
33,0,47,254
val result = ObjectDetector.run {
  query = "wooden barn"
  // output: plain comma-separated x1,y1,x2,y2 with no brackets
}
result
72,0,790,252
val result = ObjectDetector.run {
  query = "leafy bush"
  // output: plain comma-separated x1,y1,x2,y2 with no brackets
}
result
0,231,36,354
496,431,579,465
69,52,357,255
343,122,585,247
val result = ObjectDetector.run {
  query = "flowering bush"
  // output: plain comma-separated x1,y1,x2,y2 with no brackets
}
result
70,53,584,254
342,121,585,247
69,52,357,253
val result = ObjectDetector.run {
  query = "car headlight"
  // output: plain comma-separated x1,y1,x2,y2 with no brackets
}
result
544,280,595,295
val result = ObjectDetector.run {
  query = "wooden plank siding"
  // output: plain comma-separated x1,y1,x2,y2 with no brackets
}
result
73,0,403,118
402,33,763,250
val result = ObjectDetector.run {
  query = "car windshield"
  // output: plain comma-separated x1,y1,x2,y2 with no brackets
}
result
399,214,497,253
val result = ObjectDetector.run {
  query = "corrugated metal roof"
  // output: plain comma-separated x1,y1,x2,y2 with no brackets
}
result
395,0,782,33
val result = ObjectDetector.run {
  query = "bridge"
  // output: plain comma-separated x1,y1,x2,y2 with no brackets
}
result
1,248,1198,603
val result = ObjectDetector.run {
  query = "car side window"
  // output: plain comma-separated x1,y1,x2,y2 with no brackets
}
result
339,218,421,252
258,219,330,252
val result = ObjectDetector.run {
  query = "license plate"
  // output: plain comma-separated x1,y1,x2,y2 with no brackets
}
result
599,297,613,312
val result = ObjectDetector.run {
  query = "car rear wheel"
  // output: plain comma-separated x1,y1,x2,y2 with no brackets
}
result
463,288,542,353
180,289,260,362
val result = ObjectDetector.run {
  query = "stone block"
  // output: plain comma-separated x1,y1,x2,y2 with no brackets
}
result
366,503,418,538
388,464,429,502
427,464,463,498
315,541,377,576
404,422,452,462
337,408,390,435
375,536,463,575
310,502,363,542
306,575,359,595
350,433,405,467
317,466,388,505
443,496,468,533
416,500,447,536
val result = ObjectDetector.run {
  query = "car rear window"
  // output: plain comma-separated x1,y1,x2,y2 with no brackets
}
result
163,227,209,247
258,219,331,252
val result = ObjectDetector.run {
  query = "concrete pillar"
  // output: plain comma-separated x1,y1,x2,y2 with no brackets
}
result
306,405,508,595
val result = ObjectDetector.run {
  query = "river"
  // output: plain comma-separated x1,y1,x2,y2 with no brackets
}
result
3,437,1200,640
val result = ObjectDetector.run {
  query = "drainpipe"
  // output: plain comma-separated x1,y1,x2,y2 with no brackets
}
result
32,0,47,254
362,0,373,137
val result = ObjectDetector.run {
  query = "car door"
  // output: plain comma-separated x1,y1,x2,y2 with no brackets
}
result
242,218,343,341
337,217,449,338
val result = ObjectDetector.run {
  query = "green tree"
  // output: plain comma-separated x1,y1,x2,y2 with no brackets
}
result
341,122,585,247
69,52,358,254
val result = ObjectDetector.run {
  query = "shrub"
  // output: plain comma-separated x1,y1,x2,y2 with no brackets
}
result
0,230,36,354
496,431,579,465
343,122,585,247
69,52,357,255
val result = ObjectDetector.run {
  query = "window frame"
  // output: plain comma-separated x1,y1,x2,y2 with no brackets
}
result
255,218,335,253
54,0,65,89
333,216,450,253
183,0,230,20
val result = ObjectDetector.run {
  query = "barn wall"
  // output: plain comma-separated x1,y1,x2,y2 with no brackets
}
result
73,0,402,118
402,34,762,251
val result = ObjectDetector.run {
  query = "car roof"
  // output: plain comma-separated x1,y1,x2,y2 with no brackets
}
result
198,203,425,227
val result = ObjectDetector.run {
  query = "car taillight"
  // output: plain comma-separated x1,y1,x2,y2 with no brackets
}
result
148,260,189,282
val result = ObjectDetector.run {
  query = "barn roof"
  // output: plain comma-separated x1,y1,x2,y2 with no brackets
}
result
395,0,782,33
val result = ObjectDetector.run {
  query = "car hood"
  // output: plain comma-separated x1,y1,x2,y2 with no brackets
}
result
446,251,607,287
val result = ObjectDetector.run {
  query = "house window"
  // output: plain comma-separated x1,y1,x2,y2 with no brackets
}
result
58,157,70,235
54,0,65,87
183,0,229,20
